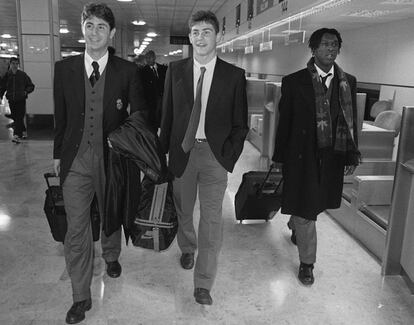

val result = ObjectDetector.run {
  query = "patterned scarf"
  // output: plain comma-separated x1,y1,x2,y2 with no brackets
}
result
307,57,360,164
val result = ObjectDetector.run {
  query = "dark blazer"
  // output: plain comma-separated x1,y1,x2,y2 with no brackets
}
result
53,54,148,184
272,67,357,219
141,63,167,130
160,57,249,177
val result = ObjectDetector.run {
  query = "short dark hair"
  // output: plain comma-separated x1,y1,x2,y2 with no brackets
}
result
189,10,219,34
308,28,342,51
81,2,115,30
9,57,19,64
145,50,155,58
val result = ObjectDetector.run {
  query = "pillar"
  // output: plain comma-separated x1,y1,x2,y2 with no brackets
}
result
16,0,60,116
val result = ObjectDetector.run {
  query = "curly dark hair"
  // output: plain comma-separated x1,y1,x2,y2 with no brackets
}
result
308,28,342,51
188,10,219,34
81,2,115,30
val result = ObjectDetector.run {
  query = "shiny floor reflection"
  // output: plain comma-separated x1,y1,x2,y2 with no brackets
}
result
0,109,413,325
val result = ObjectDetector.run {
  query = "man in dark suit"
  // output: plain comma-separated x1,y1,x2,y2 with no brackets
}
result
53,3,147,324
160,10,248,305
141,50,167,133
272,28,360,286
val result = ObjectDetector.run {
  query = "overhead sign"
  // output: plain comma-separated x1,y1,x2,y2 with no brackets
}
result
244,45,253,54
170,36,190,45
260,41,273,51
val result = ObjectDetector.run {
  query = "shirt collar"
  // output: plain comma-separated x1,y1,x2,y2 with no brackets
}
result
193,56,217,71
84,51,109,74
314,63,334,78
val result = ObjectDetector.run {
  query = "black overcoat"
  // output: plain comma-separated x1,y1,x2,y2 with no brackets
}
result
272,67,357,220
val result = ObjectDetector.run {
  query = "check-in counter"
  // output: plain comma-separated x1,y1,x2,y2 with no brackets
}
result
261,82,281,164
359,123,395,160
383,106,414,292
246,78,268,151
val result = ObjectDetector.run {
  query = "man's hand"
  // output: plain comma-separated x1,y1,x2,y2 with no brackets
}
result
271,161,283,172
54,159,61,176
344,165,357,176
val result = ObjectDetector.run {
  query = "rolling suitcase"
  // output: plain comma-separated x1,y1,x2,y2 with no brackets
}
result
43,173,101,243
132,176,178,252
234,165,283,223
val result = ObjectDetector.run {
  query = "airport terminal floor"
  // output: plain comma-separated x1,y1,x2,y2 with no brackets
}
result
0,105,413,324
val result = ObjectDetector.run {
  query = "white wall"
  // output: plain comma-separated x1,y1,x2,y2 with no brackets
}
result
219,18,414,110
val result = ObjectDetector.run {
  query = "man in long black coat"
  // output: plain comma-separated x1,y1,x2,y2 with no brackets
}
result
272,28,360,286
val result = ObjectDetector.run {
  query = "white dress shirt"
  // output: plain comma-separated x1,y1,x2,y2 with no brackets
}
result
194,56,217,139
84,51,108,78
314,64,334,89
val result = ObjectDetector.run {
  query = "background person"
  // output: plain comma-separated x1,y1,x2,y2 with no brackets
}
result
0,57,35,143
141,50,167,133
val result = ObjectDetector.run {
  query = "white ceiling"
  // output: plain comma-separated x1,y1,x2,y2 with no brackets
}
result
1,0,414,57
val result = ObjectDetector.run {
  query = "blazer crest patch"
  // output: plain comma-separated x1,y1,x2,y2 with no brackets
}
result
116,99,123,110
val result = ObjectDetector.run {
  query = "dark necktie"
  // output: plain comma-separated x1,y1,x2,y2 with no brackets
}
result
321,73,332,93
181,66,206,153
90,61,100,87
152,65,158,78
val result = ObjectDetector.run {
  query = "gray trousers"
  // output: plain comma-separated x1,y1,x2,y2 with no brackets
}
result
288,215,317,264
62,146,121,302
173,141,228,291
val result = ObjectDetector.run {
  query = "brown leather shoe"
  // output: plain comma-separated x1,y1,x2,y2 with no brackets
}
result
298,263,314,285
180,253,194,270
106,260,122,278
194,288,213,305
65,298,92,324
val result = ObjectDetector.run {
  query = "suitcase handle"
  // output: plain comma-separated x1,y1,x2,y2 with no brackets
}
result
257,164,283,196
44,172,58,190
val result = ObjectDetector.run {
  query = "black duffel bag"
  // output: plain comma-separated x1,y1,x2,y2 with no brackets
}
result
131,176,177,252
43,173,101,243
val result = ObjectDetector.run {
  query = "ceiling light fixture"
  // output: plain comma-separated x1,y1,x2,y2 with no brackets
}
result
146,32,157,37
117,0,133,2
142,41,149,45
132,20,146,26
78,39,85,43
59,27,69,34
143,37,152,42
1,34,12,39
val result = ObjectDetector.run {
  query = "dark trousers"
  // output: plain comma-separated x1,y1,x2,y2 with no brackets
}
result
288,215,317,264
9,100,26,137
62,146,121,302
173,141,228,290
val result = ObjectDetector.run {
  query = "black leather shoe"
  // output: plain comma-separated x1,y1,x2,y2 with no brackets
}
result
287,221,297,245
194,288,213,305
180,253,194,270
298,263,314,285
106,260,122,278
65,298,92,324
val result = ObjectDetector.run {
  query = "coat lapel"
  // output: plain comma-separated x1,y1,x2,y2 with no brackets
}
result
103,55,116,110
179,58,194,110
71,54,85,109
299,69,316,111
206,58,225,115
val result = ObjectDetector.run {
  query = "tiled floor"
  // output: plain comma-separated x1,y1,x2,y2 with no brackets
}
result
0,106,413,324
